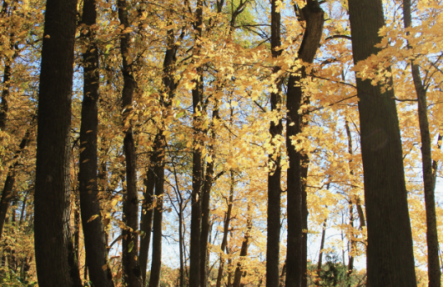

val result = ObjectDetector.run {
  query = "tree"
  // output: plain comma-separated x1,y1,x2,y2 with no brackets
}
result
117,0,142,285
267,1,283,287
77,0,114,285
348,0,417,285
285,1,324,286
33,0,82,285
402,0,441,286
190,1,204,287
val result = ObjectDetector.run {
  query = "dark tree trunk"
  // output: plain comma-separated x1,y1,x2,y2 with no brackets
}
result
148,135,166,287
78,0,114,285
117,0,142,285
301,156,309,287
216,172,234,287
347,203,355,286
403,1,441,286
179,205,185,287
33,0,82,285
139,166,154,286
348,0,417,285
0,9,17,133
0,60,11,131
190,1,203,286
316,219,327,287
200,102,219,287
285,2,323,287
0,131,30,239
267,2,283,287
232,208,252,287
148,24,179,287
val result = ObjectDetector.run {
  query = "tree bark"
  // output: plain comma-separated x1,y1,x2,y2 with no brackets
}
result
190,1,204,286
148,135,166,287
139,166,154,286
148,22,180,287
34,0,82,285
216,172,234,287
0,59,11,131
347,203,355,286
77,1,114,286
267,2,283,287
348,0,417,285
286,2,323,287
301,155,309,287
402,1,441,286
117,0,142,285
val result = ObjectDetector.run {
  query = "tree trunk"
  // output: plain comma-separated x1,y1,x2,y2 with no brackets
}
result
216,172,234,287
33,0,82,285
348,0,417,285
0,59,11,131
347,203,355,287
179,205,185,287
148,135,166,287
286,2,323,287
201,102,219,287
78,1,114,285
232,208,252,287
0,131,31,239
301,155,309,287
148,23,179,287
402,1,441,286
267,2,283,287
117,0,142,285
190,1,204,286
139,166,154,286
19,192,28,226
317,219,327,272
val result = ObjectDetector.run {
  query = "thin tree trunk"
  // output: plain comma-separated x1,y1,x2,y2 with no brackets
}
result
344,119,355,285
345,118,367,238
233,207,252,287
316,218,327,287
348,0,417,285
148,135,166,287
301,155,309,287
190,1,204,286
179,205,185,287
0,10,16,133
148,22,180,287
117,0,142,285
19,192,28,226
267,2,283,287
347,203,355,286
78,0,114,285
34,0,82,285
201,101,219,287
216,172,234,287
139,166,154,286
0,58,11,131
227,250,233,287
286,2,323,287
403,1,441,286
0,131,31,239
